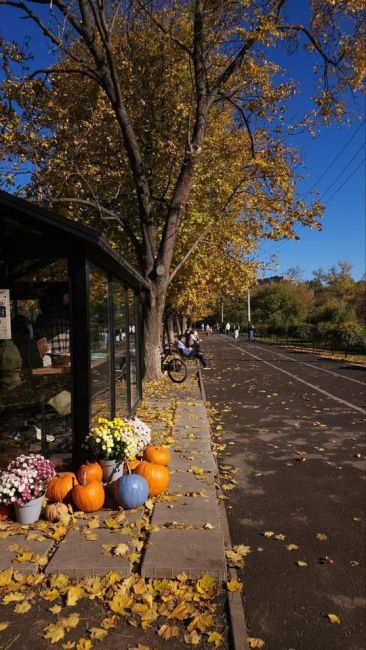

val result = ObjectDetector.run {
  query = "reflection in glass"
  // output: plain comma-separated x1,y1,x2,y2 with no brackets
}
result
128,290,137,407
0,259,72,467
112,282,127,416
89,265,111,422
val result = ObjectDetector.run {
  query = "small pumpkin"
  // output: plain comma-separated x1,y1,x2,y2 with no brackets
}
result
46,472,78,503
113,473,149,510
0,504,12,521
133,461,169,497
44,502,68,523
77,462,103,484
143,446,171,466
72,471,105,513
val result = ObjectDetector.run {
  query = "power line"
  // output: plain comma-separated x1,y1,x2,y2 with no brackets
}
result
301,119,365,199
319,142,365,200
325,157,366,205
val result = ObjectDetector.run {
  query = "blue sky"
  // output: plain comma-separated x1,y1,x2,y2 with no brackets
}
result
0,3,365,281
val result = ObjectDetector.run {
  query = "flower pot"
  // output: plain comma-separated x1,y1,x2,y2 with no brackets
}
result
14,494,44,525
99,459,124,484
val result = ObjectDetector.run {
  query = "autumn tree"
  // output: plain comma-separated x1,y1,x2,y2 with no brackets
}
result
0,0,364,378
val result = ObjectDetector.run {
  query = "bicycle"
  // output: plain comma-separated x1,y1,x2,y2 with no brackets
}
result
161,346,187,383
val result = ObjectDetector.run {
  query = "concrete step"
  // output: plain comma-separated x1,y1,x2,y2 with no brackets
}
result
0,533,54,574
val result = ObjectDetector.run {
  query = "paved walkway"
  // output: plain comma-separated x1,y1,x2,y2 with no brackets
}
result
0,377,227,581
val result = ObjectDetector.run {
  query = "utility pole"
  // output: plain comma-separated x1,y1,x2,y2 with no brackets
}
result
247,290,251,324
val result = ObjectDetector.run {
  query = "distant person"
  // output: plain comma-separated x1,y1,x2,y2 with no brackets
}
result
248,322,255,342
205,323,211,336
225,322,231,335
234,324,240,340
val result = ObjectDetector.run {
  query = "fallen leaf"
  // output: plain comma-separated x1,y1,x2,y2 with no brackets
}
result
273,534,286,541
66,586,84,607
207,631,223,647
43,622,65,644
0,622,10,631
14,601,31,614
226,579,243,592
328,614,341,624
263,531,274,538
158,624,180,640
315,533,328,541
296,560,308,567
203,522,215,530
89,627,108,641
49,604,62,615
286,544,299,551
184,630,201,645
247,638,265,648
76,639,93,650
319,556,334,565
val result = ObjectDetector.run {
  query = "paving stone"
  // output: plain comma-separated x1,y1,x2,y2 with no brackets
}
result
146,399,172,408
152,496,220,527
0,533,54,574
169,471,216,495
169,449,217,473
141,529,227,580
76,508,144,527
173,439,212,453
45,528,132,577
172,425,211,440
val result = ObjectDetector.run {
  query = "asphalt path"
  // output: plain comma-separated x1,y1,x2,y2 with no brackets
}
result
201,334,366,650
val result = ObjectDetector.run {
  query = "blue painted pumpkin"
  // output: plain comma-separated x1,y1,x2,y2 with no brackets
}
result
113,474,149,509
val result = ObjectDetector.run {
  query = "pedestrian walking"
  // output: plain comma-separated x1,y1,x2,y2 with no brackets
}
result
225,322,231,335
248,322,255,342
234,324,240,340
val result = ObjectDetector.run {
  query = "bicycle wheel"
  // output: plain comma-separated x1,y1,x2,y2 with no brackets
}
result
167,356,187,383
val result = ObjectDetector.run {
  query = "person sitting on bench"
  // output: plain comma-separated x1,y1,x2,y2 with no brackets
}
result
175,337,210,369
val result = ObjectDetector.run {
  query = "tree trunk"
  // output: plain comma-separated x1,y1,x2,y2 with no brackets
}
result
167,315,175,345
142,281,166,380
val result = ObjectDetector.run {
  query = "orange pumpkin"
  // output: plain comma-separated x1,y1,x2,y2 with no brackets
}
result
46,472,78,503
143,446,171,466
133,461,169,497
0,504,12,521
71,471,105,513
127,458,141,471
77,462,103,484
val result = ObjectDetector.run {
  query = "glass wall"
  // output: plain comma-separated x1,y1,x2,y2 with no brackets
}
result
128,290,138,408
0,259,72,467
88,264,111,422
112,281,128,416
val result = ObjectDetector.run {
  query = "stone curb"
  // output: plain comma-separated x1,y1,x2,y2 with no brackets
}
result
199,372,250,650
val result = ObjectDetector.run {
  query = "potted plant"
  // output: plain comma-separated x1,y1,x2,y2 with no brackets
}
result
127,416,151,454
0,454,56,524
84,417,140,483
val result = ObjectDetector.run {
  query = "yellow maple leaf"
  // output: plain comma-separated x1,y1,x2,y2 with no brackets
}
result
207,631,223,647
101,615,117,629
41,588,60,601
62,642,76,649
62,613,80,631
14,601,31,614
89,627,108,640
187,613,213,632
184,630,201,645
105,518,120,529
109,593,133,615
3,592,25,604
66,585,84,607
76,639,93,650
14,551,33,563
0,622,10,631
158,624,179,640
49,604,62,615
87,517,100,529
43,622,65,643
226,579,243,592
286,544,299,551
273,534,286,541
169,601,194,620
263,531,274,538
49,574,69,590
234,544,251,556
196,574,217,594
104,571,122,586
247,638,265,648
114,543,129,556
0,569,13,587
328,613,341,624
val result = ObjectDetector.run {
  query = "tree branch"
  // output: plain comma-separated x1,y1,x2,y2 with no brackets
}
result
49,196,143,261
